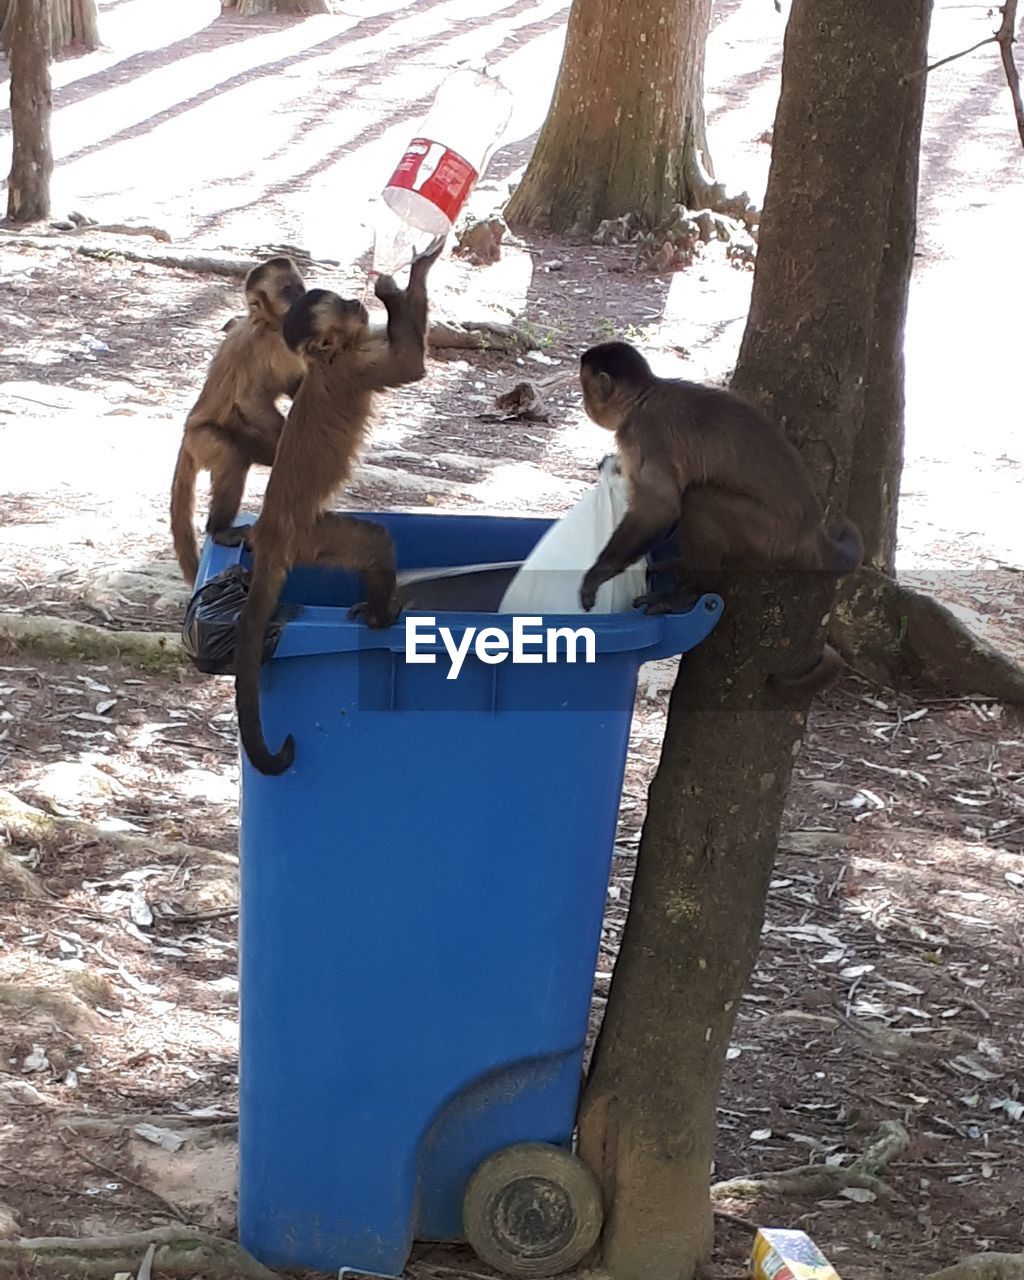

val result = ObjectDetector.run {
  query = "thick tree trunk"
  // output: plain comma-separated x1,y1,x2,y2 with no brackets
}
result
49,0,98,54
844,81,925,574
230,0,332,15
576,4,933,1279
505,0,720,233
833,36,1023,701
7,0,54,224
577,574,820,1280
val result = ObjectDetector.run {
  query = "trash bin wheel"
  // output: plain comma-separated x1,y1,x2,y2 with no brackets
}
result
463,1142,603,1278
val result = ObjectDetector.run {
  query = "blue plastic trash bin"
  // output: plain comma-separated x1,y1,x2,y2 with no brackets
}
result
193,510,722,1278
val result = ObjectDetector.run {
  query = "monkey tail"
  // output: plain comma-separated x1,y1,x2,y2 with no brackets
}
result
170,441,200,585
817,518,864,575
768,643,845,698
234,559,295,777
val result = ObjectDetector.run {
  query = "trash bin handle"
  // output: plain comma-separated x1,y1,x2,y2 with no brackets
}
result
641,593,724,662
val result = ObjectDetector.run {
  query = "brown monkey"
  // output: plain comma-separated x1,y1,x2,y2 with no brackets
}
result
233,241,443,777
577,341,862,686
170,256,307,584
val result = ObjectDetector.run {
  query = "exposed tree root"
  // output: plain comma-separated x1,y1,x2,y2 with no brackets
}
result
711,1120,908,1202
0,789,237,871
87,222,172,242
427,318,538,351
894,579,1024,704
0,232,259,276
61,1112,237,1142
0,1226,280,1279
925,1256,1024,1280
233,0,333,14
0,613,185,675
833,569,1024,705
682,147,755,223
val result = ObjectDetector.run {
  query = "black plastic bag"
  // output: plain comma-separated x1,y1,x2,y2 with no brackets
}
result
181,565,295,676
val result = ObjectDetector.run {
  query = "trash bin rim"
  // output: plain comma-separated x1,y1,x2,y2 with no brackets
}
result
271,597,722,660
194,510,725,664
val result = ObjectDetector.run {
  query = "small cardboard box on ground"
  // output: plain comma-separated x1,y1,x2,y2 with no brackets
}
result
751,1228,842,1280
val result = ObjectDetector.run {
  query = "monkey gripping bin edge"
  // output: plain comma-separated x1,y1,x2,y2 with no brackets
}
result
192,511,723,1279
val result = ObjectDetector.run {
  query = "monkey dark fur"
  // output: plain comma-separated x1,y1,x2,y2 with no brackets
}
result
233,245,442,777
578,341,863,689
170,255,307,584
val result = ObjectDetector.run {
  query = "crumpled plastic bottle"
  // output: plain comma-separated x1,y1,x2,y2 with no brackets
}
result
371,65,513,277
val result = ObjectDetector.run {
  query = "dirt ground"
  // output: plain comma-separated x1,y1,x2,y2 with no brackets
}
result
0,1,1022,1278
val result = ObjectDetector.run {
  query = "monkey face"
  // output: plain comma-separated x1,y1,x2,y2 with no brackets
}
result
580,367,619,431
284,289,368,358
247,256,307,321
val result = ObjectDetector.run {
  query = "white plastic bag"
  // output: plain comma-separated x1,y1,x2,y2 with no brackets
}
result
499,455,647,614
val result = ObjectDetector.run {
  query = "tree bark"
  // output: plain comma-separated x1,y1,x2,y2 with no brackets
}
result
844,50,928,573
833,21,1023,701
832,570,1024,704
6,0,54,224
230,0,332,15
49,0,98,54
505,0,728,234
576,4,933,1279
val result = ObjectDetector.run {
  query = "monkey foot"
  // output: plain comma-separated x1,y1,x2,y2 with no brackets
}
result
348,599,399,630
633,589,700,614
211,524,255,550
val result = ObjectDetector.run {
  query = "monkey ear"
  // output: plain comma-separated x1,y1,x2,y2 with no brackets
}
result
249,290,272,321
597,371,613,399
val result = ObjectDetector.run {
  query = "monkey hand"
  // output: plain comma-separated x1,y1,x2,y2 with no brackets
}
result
634,583,701,614
579,573,601,613
633,590,674,615
411,234,447,271
348,598,399,630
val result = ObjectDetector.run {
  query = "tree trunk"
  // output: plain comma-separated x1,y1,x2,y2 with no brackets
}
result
230,0,332,15
576,4,933,1279
831,34,1023,701
843,75,926,575
49,0,99,54
7,0,54,224
505,0,727,234
577,573,823,1280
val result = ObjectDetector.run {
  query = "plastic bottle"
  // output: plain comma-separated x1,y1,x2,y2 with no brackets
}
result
371,66,514,277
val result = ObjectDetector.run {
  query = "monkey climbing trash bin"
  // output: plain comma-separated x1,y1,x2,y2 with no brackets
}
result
190,510,723,1279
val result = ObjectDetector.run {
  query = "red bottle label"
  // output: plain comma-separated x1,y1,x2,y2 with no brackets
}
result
386,137,479,222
